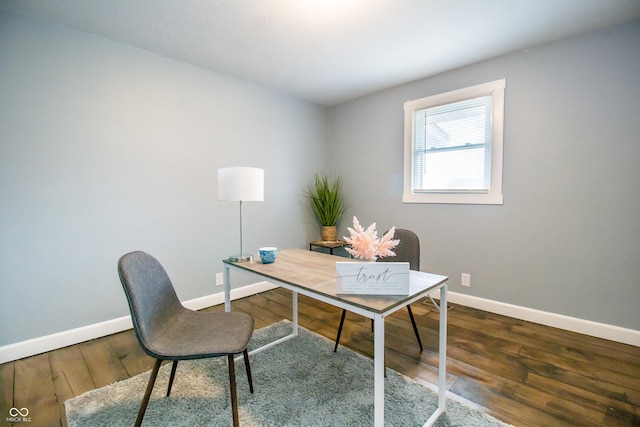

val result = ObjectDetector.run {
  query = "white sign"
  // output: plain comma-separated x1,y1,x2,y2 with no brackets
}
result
336,262,410,295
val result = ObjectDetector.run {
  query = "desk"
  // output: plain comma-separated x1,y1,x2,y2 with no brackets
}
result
223,248,448,427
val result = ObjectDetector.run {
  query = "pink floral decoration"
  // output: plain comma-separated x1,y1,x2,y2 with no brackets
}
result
343,216,399,261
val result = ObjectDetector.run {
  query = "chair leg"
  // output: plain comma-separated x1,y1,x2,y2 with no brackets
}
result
135,358,162,427
407,305,423,351
243,348,254,393
227,354,240,427
334,309,347,352
166,360,178,396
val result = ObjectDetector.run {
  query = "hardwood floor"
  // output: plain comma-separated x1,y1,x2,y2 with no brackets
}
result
2,287,639,426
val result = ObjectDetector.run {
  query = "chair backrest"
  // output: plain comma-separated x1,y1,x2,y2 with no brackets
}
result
118,251,184,354
377,228,420,271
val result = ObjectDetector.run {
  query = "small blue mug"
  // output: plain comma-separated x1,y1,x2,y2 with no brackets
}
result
259,247,277,264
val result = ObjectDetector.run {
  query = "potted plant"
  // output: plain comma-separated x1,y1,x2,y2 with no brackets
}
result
305,172,346,242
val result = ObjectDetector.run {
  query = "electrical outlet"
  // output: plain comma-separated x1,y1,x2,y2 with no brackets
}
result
215,272,224,286
461,273,471,287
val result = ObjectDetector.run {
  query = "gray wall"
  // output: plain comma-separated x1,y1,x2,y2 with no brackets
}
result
0,11,326,346
328,21,640,330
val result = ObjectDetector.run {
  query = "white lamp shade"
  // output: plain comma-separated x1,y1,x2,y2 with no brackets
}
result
218,167,264,201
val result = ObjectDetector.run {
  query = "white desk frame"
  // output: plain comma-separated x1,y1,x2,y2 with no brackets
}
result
223,248,448,427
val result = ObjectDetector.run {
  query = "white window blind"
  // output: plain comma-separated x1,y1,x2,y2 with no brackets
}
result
414,96,492,192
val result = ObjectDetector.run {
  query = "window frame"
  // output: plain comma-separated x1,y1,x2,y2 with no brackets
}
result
403,79,506,205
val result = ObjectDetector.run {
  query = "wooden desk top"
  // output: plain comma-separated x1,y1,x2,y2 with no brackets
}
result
224,248,448,314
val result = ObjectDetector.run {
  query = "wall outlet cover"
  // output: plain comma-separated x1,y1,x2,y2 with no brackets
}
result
461,273,471,287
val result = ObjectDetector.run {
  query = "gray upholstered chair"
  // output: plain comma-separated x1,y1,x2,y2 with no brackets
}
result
334,229,424,352
118,251,254,427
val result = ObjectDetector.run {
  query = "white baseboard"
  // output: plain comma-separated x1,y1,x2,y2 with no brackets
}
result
439,291,640,347
2,282,637,364
0,281,278,364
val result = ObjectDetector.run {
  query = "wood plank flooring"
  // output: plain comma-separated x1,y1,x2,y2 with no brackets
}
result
2,287,639,426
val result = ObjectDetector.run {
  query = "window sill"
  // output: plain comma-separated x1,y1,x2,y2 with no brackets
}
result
402,192,503,205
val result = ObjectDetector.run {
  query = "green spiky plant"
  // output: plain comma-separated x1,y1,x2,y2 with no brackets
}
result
305,172,346,227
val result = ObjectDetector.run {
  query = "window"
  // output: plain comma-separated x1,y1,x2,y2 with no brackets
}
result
403,79,505,204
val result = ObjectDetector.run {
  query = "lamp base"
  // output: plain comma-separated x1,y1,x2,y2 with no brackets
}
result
229,254,253,262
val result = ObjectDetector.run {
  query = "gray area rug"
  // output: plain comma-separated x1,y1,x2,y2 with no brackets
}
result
65,320,511,426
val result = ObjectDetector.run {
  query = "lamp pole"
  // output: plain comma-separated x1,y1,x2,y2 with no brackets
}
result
234,200,252,262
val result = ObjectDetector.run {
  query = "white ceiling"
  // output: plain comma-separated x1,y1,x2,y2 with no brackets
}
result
3,0,640,106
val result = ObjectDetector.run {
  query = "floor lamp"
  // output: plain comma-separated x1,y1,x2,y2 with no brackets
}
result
218,167,264,262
